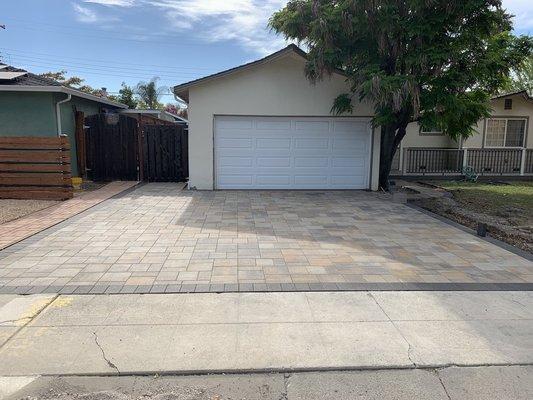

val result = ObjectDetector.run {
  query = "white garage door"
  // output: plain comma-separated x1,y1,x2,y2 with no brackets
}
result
214,116,372,189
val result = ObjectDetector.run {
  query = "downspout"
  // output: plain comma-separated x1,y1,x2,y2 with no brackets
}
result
56,93,72,136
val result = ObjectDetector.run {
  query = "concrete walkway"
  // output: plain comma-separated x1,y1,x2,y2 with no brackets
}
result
0,291,531,376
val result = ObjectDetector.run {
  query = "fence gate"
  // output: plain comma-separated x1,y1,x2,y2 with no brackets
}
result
141,124,188,182
85,114,139,181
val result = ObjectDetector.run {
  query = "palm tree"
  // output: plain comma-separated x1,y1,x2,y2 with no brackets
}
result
135,77,167,109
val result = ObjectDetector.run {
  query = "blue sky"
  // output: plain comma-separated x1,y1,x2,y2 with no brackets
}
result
0,0,531,104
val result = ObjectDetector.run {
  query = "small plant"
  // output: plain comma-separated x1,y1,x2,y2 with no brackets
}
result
462,166,479,182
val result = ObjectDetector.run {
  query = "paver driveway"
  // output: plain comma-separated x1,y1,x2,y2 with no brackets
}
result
0,183,531,294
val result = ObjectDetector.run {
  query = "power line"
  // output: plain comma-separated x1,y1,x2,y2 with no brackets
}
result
0,47,218,71
2,53,208,79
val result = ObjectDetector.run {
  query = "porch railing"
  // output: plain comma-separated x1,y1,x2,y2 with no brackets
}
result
398,147,533,176
404,148,464,174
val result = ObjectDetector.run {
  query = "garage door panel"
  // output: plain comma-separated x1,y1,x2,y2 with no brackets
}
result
218,175,253,186
218,157,253,167
215,116,370,189
256,120,292,130
256,175,291,185
332,157,366,168
256,138,291,149
295,120,330,131
294,157,329,167
294,175,329,185
217,138,253,148
256,157,291,167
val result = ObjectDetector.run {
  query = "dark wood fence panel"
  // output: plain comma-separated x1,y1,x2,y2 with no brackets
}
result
85,114,139,181
0,136,73,200
142,124,188,182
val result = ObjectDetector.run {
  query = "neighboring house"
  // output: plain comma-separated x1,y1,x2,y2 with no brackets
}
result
0,65,128,176
174,44,379,190
391,90,533,176
120,109,189,125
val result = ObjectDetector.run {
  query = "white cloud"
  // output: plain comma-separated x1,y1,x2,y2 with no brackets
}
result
84,0,136,6
502,0,533,32
72,4,100,23
146,0,289,55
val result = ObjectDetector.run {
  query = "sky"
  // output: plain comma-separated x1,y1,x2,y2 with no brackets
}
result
0,0,531,104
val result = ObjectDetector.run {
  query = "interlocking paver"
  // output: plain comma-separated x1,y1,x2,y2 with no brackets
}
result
0,183,531,294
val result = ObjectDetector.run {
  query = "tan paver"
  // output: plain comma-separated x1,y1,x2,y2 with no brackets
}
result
0,181,138,251
0,183,531,293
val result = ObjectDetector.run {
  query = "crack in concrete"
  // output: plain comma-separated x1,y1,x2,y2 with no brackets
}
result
279,373,290,400
436,370,452,400
0,318,30,325
93,331,120,374
368,292,418,368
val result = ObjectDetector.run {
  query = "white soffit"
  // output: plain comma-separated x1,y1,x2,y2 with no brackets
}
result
0,71,27,80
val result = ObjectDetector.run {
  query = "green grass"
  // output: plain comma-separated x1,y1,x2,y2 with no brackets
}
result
433,181,533,221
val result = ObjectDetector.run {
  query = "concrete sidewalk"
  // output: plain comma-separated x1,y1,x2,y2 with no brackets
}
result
0,291,531,376
4,366,533,400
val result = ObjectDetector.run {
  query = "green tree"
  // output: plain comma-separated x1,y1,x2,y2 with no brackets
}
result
503,55,533,94
117,82,138,109
270,0,532,190
39,70,85,88
135,77,167,109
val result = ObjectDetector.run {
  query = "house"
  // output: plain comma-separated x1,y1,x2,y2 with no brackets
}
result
174,44,379,190
0,65,128,177
174,45,532,190
391,90,533,176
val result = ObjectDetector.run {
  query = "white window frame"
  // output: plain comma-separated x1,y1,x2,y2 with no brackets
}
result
484,117,527,148
419,125,443,136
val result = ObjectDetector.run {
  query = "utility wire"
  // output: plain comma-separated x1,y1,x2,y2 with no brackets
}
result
0,47,217,71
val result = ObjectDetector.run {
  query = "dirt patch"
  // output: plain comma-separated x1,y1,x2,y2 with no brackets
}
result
0,199,59,224
413,181,533,254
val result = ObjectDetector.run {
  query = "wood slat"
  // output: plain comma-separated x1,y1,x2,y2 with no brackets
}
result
0,173,72,186
0,136,70,150
0,187,73,200
0,163,71,172
0,150,70,163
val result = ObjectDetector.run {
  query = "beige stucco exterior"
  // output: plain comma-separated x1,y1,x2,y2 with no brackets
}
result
184,52,380,190
397,92,533,151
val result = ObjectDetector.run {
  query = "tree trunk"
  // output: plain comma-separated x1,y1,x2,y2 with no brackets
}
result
379,123,408,191
379,124,397,191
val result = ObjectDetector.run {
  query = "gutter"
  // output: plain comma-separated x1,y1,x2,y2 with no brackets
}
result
55,93,72,136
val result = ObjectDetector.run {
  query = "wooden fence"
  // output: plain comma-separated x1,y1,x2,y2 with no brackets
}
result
0,136,73,200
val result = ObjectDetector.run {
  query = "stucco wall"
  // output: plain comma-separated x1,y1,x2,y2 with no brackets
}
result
463,94,532,149
0,92,57,136
187,54,380,190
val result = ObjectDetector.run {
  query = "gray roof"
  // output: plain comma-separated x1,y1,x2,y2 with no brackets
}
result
0,64,128,108
0,65,62,86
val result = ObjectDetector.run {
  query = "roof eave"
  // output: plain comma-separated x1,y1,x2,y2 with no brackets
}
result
172,44,310,103
0,85,128,108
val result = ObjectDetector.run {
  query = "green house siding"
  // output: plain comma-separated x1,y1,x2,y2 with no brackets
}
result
0,92,57,136
56,94,103,176
0,91,116,177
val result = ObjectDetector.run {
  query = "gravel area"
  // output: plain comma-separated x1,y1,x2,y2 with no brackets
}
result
0,199,59,224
